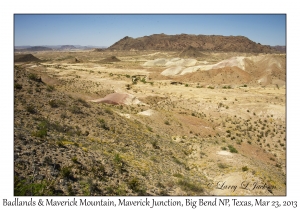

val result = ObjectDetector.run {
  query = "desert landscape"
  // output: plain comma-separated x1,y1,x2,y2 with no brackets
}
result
14,34,286,196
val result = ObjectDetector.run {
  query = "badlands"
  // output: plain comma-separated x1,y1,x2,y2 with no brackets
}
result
14,45,286,196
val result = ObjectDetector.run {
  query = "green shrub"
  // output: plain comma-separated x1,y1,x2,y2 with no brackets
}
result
104,107,113,115
56,141,65,148
113,153,123,166
151,140,159,149
127,177,146,195
178,178,203,193
228,145,238,153
71,156,79,164
28,73,40,82
99,119,109,130
218,163,229,169
146,126,153,132
61,167,72,178
242,166,249,171
14,176,54,196
32,121,48,138
14,83,22,90
164,120,170,125
173,173,184,178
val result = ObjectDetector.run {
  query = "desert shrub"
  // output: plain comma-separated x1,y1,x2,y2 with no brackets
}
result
151,140,160,149
164,120,170,125
28,73,41,82
69,106,82,114
114,153,122,164
67,184,75,196
77,98,90,108
173,173,184,178
113,153,123,171
32,121,48,138
104,107,113,115
228,145,238,153
125,84,131,90
56,141,65,148
242,166,249,171
218,163,229,169
127,177,146,195
14,83,22,89
61,167,72,179
14,176,55,196
146,126,153,132
26,105,36,114
172,156,185,166
71,156,79,164
98,118,109,130
178,178,203,193
49,99,59,108
60,112,67,119
46,85,55,92
106,185,126,196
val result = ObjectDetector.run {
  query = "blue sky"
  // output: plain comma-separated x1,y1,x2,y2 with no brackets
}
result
14,14,286,47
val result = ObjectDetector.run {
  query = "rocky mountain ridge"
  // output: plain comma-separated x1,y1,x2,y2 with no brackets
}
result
108,34,277,53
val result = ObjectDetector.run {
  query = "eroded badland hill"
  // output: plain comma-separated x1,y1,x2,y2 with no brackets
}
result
14,36,286,196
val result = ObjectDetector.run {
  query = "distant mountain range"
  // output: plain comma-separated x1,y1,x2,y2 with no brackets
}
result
14,34,286,53
14,45,107,51
270,45,286,53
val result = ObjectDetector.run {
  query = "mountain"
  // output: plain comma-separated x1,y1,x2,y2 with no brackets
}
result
14,54,41,62
15,46,53,52
14,45,107,51
108,33,277,53
271,45,286,53
59,45,77,50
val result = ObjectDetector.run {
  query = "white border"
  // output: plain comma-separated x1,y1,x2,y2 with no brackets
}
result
2,1,299,209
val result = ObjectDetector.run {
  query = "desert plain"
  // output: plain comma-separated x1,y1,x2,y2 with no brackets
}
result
14,48,286,196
